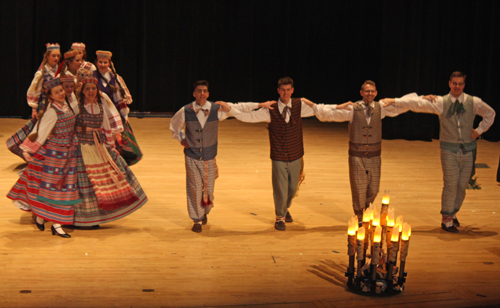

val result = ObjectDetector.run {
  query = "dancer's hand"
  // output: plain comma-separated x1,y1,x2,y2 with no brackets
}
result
215,101,231,112
471,129,480,140
301,98,314,107
337,101,353,110
422,94,438,102
22,151,33,162
180,139,190,148
381,98,395,107
258,100,277,110
31,108,37,119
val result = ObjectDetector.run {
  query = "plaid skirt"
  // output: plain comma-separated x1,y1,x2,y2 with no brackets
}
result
73,143,147,226
6,118,37,160
7,143,80,225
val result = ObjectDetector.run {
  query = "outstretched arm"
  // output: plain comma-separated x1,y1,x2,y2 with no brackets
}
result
381,93,443,115
302,97,353,122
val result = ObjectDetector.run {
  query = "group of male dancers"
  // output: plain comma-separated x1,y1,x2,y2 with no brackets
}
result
170,73,495,234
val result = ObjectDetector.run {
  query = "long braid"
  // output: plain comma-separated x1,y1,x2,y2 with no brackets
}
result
78,86,87,134
34,61,47,91
110,60,126,97
28,96,50,142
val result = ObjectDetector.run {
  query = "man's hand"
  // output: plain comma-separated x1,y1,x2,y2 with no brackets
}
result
180,139,190,148
381,98,395,107
22,151,33,162
422,94,438,102
215,101,231,112
337,101,353,110
31,108,37,119
471,129,480,140
258,100,277,110
301,97,315,107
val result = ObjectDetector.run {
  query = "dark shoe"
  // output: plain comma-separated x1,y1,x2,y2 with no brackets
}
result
452,218,460,227
441,223,459,233
192,223,202,233
91,225,100,229
285,211,293,223
51,225,71,238
275,221,286,231
35,220,45,232
202,215,208,225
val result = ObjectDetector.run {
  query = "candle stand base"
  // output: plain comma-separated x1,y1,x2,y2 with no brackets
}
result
347,267,405,296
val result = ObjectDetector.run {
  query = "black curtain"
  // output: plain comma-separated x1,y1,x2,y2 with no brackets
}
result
1,0,498,141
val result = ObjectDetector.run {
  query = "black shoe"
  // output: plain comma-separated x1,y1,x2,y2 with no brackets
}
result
202,215,208,225
51,225,71,238
452,218,460,227
285,211,293,223
35,220,45,231
275,221,286,231
91,225,100,229
192,223,202,233
441,223,459,233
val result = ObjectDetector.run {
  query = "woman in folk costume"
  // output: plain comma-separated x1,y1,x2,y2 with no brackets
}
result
71,42,96,71
56,50,83,83
60,75,78,104
6,43,61,159
92,50,142,165
72,74,147,227
7,78,80,238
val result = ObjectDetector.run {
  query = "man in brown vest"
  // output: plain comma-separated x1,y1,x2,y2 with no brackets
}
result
217,77,315,231
302,80,410,223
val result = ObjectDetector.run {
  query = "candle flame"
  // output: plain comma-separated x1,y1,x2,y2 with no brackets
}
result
387,208,395,227
395,215,403,232
402,222,411,240
372,211,380,227
382,190,390,205
347,216,358,236
362,208,370,222
391,225,399,242
408,224,412,237
374,225,382,242
357,227,365,240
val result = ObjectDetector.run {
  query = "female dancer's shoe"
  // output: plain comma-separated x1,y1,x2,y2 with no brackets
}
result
51,225,71,238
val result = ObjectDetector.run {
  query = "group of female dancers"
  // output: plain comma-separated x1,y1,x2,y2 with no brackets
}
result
6,42,147,238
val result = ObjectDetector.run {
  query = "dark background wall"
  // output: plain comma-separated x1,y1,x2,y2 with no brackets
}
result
1,0,498,141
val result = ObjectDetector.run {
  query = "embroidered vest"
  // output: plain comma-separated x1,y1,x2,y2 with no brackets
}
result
184,102,220,161
348,101,382,158
268,98,304,162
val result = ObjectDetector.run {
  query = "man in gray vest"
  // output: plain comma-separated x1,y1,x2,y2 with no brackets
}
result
302,80,409,223
169,80,231,233
383,72,495,233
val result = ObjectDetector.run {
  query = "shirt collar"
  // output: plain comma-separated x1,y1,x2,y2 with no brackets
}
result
193,101,211,110
450,92,464,103
278,98,292,108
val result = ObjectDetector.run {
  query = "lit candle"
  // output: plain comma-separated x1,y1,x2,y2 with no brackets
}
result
391,224,399,242
387,209,395,227
372,210,380,227
398,223,411,286
382,190,390,205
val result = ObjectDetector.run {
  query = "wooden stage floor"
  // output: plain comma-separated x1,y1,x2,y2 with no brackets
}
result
0,117,499,308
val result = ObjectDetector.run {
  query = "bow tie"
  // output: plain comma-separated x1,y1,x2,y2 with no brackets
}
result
448,100,466,116
191,104,210,117
362,101,374,117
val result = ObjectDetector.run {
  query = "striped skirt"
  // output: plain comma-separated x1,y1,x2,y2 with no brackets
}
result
7,143,80,225
73,142,147,226
6,118,37,160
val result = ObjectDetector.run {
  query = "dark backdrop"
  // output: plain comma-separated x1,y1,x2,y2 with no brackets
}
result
1,0,498,141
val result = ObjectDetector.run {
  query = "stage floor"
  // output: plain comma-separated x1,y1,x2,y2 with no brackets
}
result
1,117,499,307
